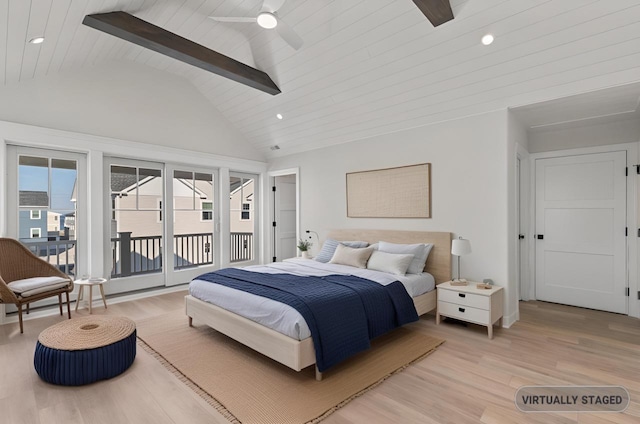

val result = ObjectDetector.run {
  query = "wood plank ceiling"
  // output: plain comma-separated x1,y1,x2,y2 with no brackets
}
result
1,0,640,158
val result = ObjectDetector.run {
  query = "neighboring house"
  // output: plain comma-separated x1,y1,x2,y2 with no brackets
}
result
110,173,216,238
18,191,48,242
64,212,75,239
47,211,64,234
229,178,254,234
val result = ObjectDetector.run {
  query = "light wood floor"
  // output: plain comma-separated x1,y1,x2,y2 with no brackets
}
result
1,293,639,424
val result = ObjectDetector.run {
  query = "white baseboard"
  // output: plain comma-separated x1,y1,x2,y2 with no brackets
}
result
502,309,519,328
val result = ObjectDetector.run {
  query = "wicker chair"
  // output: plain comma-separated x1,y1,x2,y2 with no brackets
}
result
0,238,74,333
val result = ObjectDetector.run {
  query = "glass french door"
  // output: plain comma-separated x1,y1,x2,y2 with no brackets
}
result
166,166,218,286
5,146,87,310
229,172,258,264
106,157,165,292
106,159,219,290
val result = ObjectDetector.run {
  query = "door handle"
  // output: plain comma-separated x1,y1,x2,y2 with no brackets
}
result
519,234,525,240
537,234,544,240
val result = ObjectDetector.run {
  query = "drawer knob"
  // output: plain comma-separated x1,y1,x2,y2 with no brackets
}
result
458,293,466,298
458,307,465,313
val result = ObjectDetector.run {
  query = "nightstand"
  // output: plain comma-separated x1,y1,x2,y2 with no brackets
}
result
436,281,504,339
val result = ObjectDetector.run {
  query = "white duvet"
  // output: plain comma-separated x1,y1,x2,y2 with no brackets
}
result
188,258,435,340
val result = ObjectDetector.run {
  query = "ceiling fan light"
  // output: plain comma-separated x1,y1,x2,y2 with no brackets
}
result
257,12,278,29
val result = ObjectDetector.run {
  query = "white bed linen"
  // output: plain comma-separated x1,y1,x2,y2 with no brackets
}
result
188,258,435,340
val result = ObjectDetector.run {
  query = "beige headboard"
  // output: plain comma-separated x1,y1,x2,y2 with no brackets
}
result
326,229,452,284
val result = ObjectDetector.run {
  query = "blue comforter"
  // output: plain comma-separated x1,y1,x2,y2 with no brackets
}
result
195,268,419,372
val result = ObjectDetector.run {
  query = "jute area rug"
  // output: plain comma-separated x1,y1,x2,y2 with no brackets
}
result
136,310,444,424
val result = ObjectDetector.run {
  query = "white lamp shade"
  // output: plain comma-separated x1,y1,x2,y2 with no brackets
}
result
451,239,471,256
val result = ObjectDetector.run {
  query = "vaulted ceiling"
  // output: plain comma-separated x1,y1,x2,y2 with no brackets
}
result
1,0,640,158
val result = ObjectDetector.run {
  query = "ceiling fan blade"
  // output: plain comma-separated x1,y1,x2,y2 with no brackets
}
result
208,16,257,23
275,18,303,50
262,0,287,13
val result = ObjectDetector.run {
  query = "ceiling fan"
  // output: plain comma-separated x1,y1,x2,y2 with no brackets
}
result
209,0,303,50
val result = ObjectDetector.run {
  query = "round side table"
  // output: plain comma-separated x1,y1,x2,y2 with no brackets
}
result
74,278,108,314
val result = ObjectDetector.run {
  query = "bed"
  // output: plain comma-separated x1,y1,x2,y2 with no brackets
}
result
185,229,451,380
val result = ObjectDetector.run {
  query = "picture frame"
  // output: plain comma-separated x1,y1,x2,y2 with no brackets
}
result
346,163,431,218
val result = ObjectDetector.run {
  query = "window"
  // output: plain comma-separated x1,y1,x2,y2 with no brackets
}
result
241,203,251,220
173,170,215,270
109,164,164,279
201,201,213,221
229,173,257,264
17,152,79,277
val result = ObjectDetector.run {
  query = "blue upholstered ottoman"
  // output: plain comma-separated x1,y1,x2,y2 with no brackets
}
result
34,315,136,386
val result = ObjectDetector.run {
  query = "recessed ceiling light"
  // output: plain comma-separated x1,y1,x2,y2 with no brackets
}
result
276,113,283,120
257,12,278,29
29,37,45,45
481,34,494,46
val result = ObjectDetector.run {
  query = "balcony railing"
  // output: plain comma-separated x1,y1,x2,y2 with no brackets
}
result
22,239,77,277
20,232,253,281
230,232,253,263
175,232,213,270
110,232,252,278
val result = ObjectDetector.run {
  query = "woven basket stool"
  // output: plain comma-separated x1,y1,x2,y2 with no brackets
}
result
34,316,136,386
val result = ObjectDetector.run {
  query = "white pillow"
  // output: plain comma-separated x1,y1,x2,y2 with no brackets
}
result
315,239,369,263
329,244,374,269
367,251,414,276
378,241,434,274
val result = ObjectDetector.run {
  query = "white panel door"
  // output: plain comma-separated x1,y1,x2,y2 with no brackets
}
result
274,175,297,261
535,151,627,314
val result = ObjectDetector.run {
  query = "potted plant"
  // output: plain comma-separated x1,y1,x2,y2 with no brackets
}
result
297,239,312,259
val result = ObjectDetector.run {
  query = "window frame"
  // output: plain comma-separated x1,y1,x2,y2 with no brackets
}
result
201,200,213,222
241,202,251,221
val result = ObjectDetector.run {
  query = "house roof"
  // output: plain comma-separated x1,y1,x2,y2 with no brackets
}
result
110,173,139,193
1,1,639,158
19,191,49,207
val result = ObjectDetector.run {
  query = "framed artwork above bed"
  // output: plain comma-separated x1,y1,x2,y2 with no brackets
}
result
346,163,431,218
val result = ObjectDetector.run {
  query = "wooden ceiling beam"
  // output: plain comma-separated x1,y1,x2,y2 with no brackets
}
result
83,12,281,95
411,0,454,27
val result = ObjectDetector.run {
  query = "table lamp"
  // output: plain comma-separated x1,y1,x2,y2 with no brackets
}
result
451,237,471,281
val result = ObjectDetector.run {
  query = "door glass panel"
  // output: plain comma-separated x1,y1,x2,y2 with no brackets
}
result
18,155,78,277
230,175,255,263
110,165,163,278
173,170,214,269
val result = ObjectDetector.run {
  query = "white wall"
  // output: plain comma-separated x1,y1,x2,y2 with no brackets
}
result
0,61,264,161
269,110,519,326
507,112,530,319
528,114,640,153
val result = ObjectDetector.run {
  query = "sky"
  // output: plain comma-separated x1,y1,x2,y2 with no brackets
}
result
19,164,77,212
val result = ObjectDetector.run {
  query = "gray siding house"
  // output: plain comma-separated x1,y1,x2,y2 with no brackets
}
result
18,191,48,242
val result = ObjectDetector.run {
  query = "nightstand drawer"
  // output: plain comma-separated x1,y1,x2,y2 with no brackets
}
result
438,289,490,310
437,301,490,325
